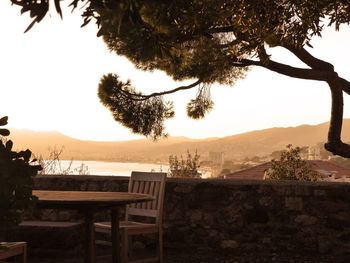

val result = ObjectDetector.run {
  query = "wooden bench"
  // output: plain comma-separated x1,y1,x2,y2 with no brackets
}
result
14,221,84,259
0,242,27,263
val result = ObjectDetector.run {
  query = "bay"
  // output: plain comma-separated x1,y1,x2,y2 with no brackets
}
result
57,160,169,176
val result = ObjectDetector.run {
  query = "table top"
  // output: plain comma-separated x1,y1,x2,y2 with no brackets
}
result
33,190,154,210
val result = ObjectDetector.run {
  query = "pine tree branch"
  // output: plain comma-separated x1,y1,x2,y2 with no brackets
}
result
283,46,350,95
233,58,338,81
118,79,202,101
262,60,338,81
283,46,334,71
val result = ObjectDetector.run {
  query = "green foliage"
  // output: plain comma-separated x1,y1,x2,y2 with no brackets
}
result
265,144,320,181
0,116,41,241
169,150,201,178
186,84,214,119
98,74,175,139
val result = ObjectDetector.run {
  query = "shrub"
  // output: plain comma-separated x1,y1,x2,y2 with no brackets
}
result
265,144,320,181
0,116,41,241
169,150,201,178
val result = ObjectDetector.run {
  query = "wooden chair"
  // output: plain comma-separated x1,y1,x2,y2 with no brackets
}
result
95,171,167,263
0,242,27,263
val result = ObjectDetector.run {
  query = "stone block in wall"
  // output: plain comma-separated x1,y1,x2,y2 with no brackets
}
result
243,207,269,224
163,226,186,244
230,190,248,201
273,184,293,195
102,181,123,191
202,212,214,225
313,189,326,196
285,197,303,211
327,187,348,199
192,183,232,206
189,210,203,223
294,214,318,226
317,235,336,254
86,182,100,191
258,196,275,208
295,230,318,252
294,185,311,196
326,212,350,230
313,200,349,213
220,239,238,249
257,185,273,195
173,184,193,193
79,182,89,191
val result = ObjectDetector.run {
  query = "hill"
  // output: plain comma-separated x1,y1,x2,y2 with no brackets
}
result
7,120,350,162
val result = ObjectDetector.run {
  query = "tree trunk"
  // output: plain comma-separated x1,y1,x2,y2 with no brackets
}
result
325,77,350,157
258,46,350,158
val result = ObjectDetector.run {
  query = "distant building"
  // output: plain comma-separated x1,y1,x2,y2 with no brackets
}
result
209,151,224,165
224,160,350,182
308,146,321,160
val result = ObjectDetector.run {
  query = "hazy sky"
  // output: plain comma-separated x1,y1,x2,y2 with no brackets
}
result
1,1,350,141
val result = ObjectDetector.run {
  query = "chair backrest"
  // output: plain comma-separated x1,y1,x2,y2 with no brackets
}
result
126,171,167,224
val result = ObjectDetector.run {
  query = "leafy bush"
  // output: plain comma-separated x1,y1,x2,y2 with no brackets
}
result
169,150,201,178
265,144,320,181
0,116,41,241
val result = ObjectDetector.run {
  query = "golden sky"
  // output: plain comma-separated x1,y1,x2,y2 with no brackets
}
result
1,1,350,141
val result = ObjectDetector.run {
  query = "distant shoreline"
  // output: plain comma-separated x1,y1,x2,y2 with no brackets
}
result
42,160,170,177
60,159,169,166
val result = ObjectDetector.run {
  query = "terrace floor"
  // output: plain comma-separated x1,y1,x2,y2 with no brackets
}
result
26,248,346,263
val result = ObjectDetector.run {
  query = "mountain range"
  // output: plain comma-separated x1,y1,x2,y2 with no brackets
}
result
7,119,350,163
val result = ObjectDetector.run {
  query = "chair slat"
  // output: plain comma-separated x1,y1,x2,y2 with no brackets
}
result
137,181,145,208
153,182,160,209
130,181,139,208
142,182,150,209
132,181,139,193
147,182,155,209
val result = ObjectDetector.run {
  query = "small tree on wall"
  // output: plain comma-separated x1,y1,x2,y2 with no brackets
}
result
169,150,201,178
265,144,320,181
0,116,41,242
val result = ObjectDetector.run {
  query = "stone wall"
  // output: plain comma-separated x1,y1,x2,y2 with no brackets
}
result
33,175,350,257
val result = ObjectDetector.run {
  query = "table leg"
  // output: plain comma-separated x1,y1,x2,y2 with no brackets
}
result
111,208,120,263
84,210,96,263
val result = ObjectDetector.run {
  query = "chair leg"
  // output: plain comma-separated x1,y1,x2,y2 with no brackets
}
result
158,231,163,263
121,231,129,263
128,235,133,261
21,244,27,263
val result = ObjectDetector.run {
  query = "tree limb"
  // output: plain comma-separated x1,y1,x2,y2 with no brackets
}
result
283,46,350,157
236,51,350,158
283,46,334,71
236,58,338,81
263,60,338,81
118,79,202,101
337,77,350,96
252,45,339,81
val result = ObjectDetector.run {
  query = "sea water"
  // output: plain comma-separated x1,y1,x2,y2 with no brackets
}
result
47,160,212,178
53,160,169,176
